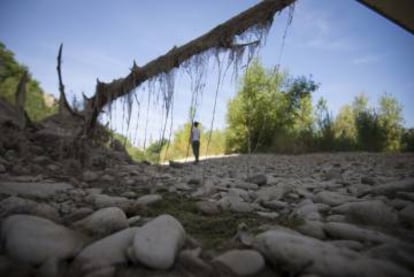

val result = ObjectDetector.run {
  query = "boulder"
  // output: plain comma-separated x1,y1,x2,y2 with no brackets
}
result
88,193,131,210
323,222,399,244
72,207,128,237
253,229,410,276
314,191,355,206
296,220,326,240
291,202,321,221
213,249,265,276
332,200,399,227
72,227,137,276
246,174,267,186
131,214,185,269
218,196,255,213
0,181,73,199
135,194,162,206
0,196,60,222
1,215,88,266
82,170,99,182
196,201,220,215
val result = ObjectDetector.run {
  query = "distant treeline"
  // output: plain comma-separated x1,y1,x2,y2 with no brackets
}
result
160,59,413,161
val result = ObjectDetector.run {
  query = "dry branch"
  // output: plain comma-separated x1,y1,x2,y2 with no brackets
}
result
15,70,29,128
83,0,296,133
56,43,76,116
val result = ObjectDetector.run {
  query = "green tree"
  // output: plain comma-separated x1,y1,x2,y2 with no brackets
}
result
0,42,57,121
401,128,414,152
378,93,403,151
315,97,335,151
226,59,284,153
333,105,357,150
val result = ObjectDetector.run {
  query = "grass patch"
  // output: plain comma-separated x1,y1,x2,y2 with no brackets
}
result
138,192,303,251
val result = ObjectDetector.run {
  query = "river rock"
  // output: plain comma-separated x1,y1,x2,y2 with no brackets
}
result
88,193,131,210
291,202,321,221
218,196,254,213
72,207,128,237
0,181,73,199
131,214,185,269
323,222,399,244
213,249,265,276
365,242,414,272
82,170,99,182
332,200,399,227
71,227,137,276
296,220,326,240
253,229,410,276
246,174,267,186
196,200,220,215
0,196,60,222
135,194,162,206
314,191,355,206
1,215,88,267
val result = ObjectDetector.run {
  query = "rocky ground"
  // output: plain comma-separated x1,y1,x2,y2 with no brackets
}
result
1,146,414,276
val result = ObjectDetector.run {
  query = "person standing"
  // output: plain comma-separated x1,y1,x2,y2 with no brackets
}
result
190,121,200,163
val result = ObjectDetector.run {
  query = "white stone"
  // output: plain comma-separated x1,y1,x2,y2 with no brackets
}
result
213,249,265,276
314,191,355,206
228,188,251,202
72,227,137,275
132,214,185,269
366,178,414,196
254,229,410,276
261,199,288,210
256,185,289,202
82,170,99,182
323,222,399,244
332,200,399,227
1,215,88,265
330,240,364,251
89,194,131,209
0,196,60,222
235,181,259,190
196,201,220,215
291,203,321,221
72,207,128,237
0,181,73,199
326,214,346,222
257,211,279,219
218,196,254,213
296,220,326,240
136,194,162,206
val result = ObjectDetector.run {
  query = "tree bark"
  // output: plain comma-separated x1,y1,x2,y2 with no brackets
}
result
83,0,296,133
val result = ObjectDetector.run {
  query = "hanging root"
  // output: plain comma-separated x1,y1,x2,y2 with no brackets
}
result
82,0,297,135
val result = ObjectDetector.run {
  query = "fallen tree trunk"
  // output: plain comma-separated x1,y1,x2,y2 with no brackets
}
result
83,0,296,134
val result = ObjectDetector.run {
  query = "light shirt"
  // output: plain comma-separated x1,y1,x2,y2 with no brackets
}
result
191,127,200,142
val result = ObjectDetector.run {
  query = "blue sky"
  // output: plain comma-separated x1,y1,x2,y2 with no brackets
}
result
1,0,413,146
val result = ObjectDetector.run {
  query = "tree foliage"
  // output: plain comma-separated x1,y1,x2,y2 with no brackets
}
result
0,42,57,121
226,59,319,153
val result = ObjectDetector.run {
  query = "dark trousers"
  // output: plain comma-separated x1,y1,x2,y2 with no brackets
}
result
191,141,200,162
